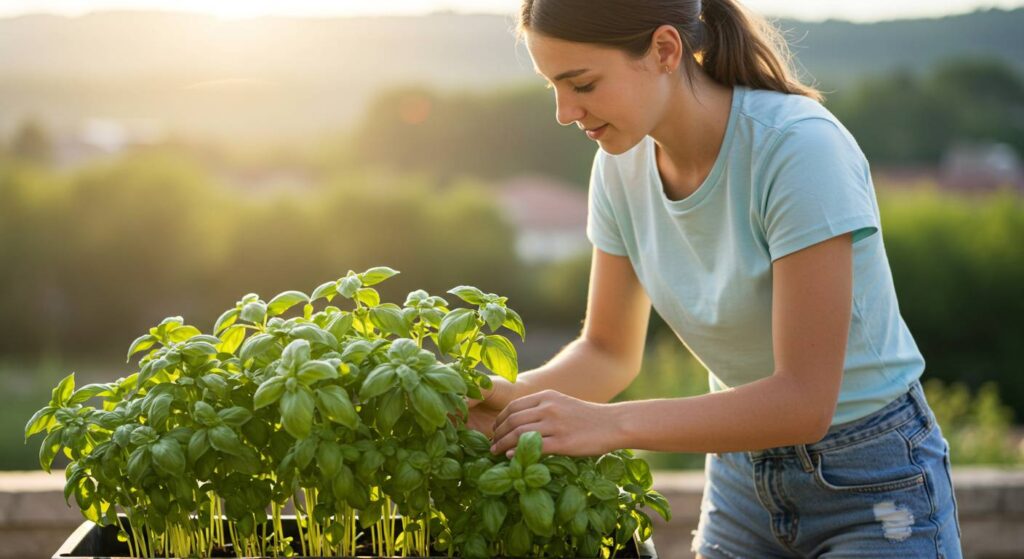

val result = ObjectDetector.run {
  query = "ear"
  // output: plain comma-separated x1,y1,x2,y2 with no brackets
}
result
649,24,683,73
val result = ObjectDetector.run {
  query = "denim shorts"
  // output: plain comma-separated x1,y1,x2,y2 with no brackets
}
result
692,381,962,558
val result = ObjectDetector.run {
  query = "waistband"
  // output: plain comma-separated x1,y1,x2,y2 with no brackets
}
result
747,380,931,463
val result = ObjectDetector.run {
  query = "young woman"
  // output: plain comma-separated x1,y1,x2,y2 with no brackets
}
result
468,0,962,557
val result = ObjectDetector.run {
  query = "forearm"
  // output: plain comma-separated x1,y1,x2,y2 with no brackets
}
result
512,337,638,404
610,372,834,453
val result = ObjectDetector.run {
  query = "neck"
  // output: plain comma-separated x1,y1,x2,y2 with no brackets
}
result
649,68,734,201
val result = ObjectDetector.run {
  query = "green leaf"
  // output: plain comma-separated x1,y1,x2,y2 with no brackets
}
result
39,430,62,473
317,442,344,479
218,407,252,428
317,385,359,430
188,429,210,463
423,368,466,395
267,290,310,317
516,431,543,465
480,499,507,537
68,383,113,406
355,287,380,307
126,447,150,482
508,521,532,557
147,393,173,428
437,308,476,355
326,313,354,340
213,308,240,335
240,301,268,324
523,463,551,488
589,478,620,501
337,276,362,299
168,325,202,343
281,389,315,439
359,266,399,286
254,377,287,409
217,325,246,355
481,303,506,332
297,360,339,385
447,285,486,305
209,424,247,456
556,485,587,523
481,335,518,383
151,438,185,476
290,325,338,349
520,488,555,536
570,509,588,536
311,281,338,302
597,454,626,483
626,456,654,489
645,491,672,521
435,457,462,480
239,333,278,364
410,384,447,429
502,307,526,341
358,365,397,400
51,373,76,407
193,401,220,426
281,339,312,368
377,390,404,432
369,305,411,338
24,407,56,441
477,465,513,495
126,334,157,362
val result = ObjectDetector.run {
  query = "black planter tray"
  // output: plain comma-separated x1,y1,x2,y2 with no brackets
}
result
53,515,658,559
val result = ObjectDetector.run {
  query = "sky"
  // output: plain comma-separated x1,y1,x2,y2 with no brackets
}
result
0,0,1022,22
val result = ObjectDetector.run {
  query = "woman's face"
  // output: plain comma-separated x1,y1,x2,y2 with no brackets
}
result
525,31,666,155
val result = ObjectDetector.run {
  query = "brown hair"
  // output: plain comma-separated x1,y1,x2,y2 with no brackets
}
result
518,0,822,102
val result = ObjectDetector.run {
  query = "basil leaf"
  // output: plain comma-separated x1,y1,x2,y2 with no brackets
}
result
359,266,400,286
447,285,487,305
316,385,359,430
437,308,476,356
280,388,315,439
480,335,518,383
213,308,239,335
267,290,310,317
253,377,286,409
520,488,555,536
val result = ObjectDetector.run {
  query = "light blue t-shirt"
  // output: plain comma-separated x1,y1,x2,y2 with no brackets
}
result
586,85,925,425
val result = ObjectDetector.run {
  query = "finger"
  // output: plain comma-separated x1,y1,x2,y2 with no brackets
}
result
490,421,545,456
493,390,551,428
492,406,545,443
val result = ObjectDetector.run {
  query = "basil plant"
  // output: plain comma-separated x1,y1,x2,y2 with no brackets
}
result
26,267,670,558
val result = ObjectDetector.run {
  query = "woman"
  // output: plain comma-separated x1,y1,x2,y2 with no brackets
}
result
469,0,963,557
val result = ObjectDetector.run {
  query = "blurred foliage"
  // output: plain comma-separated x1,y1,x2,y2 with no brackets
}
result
829,57,1024,164
925,379,1023,465
353,85,597,184
879,187,1024,418
0,151,523,359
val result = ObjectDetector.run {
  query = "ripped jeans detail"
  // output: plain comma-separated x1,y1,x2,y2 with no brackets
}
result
692,381,963,558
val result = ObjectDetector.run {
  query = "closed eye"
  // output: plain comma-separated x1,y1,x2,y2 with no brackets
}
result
573,83,595,94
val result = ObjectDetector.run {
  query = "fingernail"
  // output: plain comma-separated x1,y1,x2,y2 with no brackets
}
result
490,445,497,454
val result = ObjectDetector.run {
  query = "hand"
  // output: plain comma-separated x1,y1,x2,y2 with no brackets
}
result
465,376,518,437
490,389,618,458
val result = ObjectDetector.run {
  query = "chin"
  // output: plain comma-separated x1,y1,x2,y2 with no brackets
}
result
598,136,643,156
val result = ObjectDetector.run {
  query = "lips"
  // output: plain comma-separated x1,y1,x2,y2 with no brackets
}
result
585,124,608,140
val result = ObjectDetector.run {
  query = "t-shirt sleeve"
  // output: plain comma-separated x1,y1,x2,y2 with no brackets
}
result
585,150,629,256
761,117,880,262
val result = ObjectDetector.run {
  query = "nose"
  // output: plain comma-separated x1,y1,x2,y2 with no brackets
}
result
554,90,586,127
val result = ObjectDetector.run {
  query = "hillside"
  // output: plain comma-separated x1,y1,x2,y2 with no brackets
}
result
0,8,1021,139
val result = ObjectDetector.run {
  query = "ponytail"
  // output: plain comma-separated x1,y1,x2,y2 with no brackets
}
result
519,0,822,102
699,0,822,101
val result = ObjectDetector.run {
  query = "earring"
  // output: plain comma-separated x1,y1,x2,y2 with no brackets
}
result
663,65,672,75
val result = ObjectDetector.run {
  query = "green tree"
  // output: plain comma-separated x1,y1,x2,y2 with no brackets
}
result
10,117,54,166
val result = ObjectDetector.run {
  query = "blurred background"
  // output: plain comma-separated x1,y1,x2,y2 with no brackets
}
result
2,0,1023,472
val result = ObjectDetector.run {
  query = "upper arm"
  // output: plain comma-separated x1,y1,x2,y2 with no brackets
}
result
581,247,652,377
771,233,853,431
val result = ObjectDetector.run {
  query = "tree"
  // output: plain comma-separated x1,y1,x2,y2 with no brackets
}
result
10,117,55,165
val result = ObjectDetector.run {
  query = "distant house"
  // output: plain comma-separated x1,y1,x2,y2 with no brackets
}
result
496,175,589,264
52,117,164,169
940,142,1024,191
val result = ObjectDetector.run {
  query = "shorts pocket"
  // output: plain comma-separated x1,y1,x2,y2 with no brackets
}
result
811,430,926,494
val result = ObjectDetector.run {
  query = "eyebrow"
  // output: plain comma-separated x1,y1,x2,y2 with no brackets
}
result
535,68,591,81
